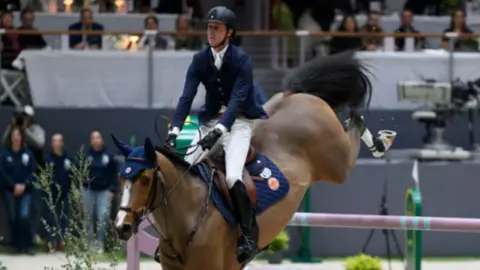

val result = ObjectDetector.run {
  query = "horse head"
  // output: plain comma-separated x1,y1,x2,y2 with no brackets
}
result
112,134,167,240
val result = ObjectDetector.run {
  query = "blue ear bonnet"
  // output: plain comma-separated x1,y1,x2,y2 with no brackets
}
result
120,146,153,179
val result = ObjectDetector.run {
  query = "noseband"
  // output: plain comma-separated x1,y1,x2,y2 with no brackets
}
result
119,156,181,231
119,150,214,262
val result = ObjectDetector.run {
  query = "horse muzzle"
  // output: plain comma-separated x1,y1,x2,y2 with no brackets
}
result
116,223,134,240
114,208,139,240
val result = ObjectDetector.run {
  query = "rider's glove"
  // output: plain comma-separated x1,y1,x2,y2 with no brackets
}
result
165,127,179,148
198,128,223,150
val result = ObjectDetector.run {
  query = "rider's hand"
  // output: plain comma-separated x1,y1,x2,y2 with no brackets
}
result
165,133,177,148
198,128,223,150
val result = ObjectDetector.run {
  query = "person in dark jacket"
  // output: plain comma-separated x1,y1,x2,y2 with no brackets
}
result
0,10,21,70
44,133,71,251
82,130,118,253
329,14,363,54
137,14,174,50
394,9,425,51
2,106,46,242
68,8,104,50
0,127,36,254
17,8,47,50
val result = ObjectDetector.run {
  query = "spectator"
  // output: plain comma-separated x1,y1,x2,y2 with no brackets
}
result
395,8,425,51
442,9,477,52
0,127,36,255
174,14,202,51
360,11,384,51
17,8,47,50
44,133,71,251
0,11,21,70
2,106,45,242
68,8,104,50
83,130,118,254
329,14,363,54
137,14,174,50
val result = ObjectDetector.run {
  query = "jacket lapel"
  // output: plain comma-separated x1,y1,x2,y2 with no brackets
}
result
206,48,216,70
222,44,232,67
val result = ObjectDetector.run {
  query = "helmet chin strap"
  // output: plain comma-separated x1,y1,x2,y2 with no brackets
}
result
212,29,230,51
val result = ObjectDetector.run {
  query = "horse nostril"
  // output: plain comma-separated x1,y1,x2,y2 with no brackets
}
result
122,224,132,233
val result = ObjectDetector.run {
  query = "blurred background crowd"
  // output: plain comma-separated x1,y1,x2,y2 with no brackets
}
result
0,0,478,73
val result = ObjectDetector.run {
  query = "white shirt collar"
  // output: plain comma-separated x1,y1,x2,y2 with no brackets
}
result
211,44,229,60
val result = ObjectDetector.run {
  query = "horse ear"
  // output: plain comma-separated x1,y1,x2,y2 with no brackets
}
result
111,135,132,157
144,137,157,165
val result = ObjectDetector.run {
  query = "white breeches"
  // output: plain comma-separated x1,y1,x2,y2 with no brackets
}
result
185,118,253,188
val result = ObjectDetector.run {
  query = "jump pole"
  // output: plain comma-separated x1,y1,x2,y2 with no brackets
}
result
127,212,480,269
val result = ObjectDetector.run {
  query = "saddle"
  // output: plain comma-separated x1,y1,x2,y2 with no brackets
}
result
203,146,261,209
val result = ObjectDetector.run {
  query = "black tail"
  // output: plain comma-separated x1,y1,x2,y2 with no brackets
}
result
283,51,373,111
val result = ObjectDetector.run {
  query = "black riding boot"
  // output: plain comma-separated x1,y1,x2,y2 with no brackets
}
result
230,181,258,264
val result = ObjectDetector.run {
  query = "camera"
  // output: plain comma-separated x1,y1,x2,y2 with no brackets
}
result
450,79,480,108
12,105,35,127
13,111,25,127
396,79,479,160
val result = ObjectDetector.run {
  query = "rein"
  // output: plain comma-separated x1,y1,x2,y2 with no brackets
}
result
121,118,214,262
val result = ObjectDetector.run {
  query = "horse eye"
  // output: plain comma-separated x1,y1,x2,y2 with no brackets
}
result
140,176,150,185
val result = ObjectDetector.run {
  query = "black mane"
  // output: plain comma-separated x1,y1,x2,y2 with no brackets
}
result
155,145,200,174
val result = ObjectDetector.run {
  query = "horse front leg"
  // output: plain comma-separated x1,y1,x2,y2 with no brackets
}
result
345,112,397,160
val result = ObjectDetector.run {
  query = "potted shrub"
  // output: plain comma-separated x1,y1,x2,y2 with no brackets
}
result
344,253,383,270
266,230,290,264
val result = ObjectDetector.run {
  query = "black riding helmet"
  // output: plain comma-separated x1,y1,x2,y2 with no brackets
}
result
205,6,236,35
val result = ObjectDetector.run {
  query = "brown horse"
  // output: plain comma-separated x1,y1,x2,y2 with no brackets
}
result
112,52,386,270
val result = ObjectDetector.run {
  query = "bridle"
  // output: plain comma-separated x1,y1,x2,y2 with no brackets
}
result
119,117,215,262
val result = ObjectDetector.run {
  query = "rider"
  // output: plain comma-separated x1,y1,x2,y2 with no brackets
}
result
165,6,268,264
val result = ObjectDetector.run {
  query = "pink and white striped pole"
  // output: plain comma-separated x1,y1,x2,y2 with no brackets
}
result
126,212,480,270
289,212,480,232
